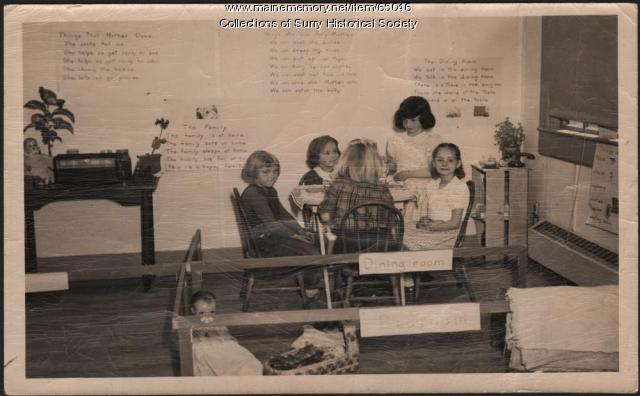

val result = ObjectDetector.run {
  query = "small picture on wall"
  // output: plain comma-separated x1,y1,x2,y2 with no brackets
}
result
196,105,218,120
445,107,461,118
473,105,490,117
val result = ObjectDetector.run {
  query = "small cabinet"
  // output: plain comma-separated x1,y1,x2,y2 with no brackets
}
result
471,164,528,247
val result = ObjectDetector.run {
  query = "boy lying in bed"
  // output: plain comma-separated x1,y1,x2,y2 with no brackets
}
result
190,290,263,376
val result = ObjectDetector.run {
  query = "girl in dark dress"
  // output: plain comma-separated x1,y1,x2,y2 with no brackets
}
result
299,135,341,186
240,151,321,302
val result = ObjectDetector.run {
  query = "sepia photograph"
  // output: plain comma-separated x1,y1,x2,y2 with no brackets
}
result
4,3,638,394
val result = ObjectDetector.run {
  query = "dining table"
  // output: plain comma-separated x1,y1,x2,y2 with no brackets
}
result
290,183,417,255
290,183,417,308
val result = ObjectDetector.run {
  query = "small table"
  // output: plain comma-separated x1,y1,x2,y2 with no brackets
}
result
24,177,159,291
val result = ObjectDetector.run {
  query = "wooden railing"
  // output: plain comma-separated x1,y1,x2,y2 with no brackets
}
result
66,245,528,287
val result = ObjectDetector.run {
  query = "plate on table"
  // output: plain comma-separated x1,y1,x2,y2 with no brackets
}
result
386,181,405,189
302,186,325,193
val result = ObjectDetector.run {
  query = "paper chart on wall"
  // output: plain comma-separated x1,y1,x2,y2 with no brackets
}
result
163,122,251,172
412,57,503,119
586,143,618,234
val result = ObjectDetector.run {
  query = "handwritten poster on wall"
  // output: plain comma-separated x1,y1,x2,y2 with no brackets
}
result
587,143,618,234
164,122,250,171
265,30,357,95
412,57,502,117
56,29,161,84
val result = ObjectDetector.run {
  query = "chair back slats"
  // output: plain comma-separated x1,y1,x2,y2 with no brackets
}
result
336,201,404,254
454,181,475,249
232,188,308,311
231,188,261,258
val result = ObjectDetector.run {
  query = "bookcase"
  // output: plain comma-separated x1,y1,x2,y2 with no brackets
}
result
471,164,528,247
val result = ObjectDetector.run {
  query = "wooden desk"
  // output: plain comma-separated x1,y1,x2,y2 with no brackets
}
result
24,177,159,290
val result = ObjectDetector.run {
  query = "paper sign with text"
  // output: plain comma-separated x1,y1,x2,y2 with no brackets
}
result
360,303,481,338
358,250,453,275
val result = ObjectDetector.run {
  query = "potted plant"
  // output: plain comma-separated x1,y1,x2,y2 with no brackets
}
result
136,118,169,177
23,87,75,157
494,117,526,167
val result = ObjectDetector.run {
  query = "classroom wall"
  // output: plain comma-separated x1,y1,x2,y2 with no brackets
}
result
521,17,618,253
24,17,525,257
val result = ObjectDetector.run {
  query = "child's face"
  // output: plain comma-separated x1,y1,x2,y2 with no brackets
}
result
403,116,423,134
255,165,279,188
432,148,460,178
192,299,216,319
24,139,40,155
317,141,340,172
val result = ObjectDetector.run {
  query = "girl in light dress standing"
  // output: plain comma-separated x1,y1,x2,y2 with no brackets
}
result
386,96,442,224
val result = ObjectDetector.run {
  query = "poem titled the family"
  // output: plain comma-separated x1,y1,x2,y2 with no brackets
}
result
265,30,358,95
412,57,502,105
57,30,160,83
164,123,249,171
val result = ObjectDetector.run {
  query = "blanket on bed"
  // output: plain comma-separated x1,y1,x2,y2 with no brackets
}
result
192,327,263,376
506,285,618,371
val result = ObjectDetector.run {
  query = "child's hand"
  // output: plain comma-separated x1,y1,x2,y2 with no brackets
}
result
290,233,305,243
291,187,302,201
393,171,410,182
384,156,397,175
292,231,314,244
416,217,431,230
424,220,446,231
319,212,332,224
301,230,315,243
200,314,214,324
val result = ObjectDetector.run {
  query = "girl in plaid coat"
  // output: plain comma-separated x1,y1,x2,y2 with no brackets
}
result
318,140,397,253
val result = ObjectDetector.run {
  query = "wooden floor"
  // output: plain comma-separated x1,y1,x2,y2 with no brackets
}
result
26,250,569,378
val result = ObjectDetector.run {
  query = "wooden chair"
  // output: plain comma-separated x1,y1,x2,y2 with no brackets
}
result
413,180,477,303
335,201,405,307
231,188,307,312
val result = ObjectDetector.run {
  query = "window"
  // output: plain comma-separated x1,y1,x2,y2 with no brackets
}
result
538,16,618,166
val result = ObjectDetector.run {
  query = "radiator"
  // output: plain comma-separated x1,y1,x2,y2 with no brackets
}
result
528,221,618,286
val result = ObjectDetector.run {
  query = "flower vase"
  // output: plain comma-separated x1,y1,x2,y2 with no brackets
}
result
135,154,162,178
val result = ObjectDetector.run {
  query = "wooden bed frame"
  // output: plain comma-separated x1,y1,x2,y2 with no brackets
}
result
169,231,521,376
